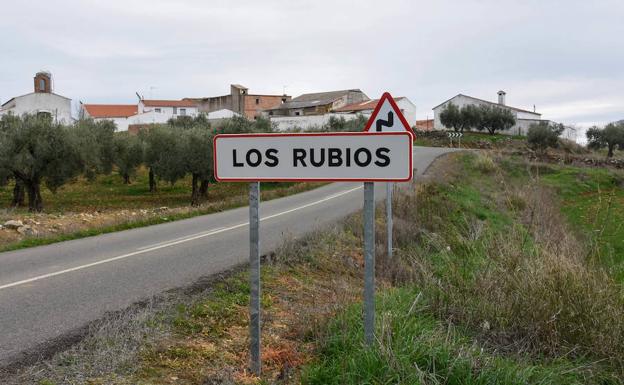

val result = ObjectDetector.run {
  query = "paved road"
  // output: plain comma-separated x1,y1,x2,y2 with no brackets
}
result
0,146,454,366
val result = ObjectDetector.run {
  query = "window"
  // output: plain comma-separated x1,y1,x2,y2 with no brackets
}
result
39,79,46,91
295,111,300,116
155,108,161,113
173,107,177,115
255,98,260,105
180,108,186,116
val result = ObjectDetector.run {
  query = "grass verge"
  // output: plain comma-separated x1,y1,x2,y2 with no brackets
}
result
6,151,624,384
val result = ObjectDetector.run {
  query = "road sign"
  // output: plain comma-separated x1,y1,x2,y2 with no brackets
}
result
363,92,414,135
447,132,463,138
214,132,413,182
214,128,415,371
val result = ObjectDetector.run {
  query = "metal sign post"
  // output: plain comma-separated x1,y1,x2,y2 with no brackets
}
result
213,92,415,369
386,182,393,259
363,182,375,346
249,182,261,375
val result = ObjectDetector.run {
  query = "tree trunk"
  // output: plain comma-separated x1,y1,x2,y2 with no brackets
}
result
12,178,25,207
26,181,43,213
190,173,200,206
149,168,157,192
199,179,209,199
123,173,130,184
608,143,615,158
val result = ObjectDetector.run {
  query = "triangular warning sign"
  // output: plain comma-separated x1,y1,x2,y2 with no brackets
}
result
363,92,414,136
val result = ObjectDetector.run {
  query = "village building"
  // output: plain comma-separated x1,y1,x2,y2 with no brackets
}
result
334,96,417,126
264,89,370,131
81,104,138,131
265,89,369,117
432,91,542,136
415,119,434,131
82,98,198,131
187,84,289,120
0,71,73,124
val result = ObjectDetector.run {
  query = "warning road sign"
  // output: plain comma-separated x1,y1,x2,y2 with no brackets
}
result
363,92,414,135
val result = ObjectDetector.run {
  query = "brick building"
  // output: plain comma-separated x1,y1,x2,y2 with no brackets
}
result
187,84,290,120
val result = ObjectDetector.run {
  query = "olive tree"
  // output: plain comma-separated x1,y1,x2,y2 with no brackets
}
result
527,121,565,153
475,105,516,135
0,114,83,212
113,132,144,184
439,103,482,132
140,125,187,192
586,122,624,158
72,119,116,180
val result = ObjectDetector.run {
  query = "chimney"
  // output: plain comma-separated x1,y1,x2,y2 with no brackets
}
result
34,71,52,93
497,90,506,106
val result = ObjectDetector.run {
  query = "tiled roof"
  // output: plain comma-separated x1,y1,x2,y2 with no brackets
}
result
142,99,196,108
83,104,137,118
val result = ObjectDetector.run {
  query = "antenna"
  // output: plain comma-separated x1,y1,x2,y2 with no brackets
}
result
282,85,288,95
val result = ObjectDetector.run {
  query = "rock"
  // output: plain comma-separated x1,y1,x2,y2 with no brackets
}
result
3,220,23,229
17,225,37,236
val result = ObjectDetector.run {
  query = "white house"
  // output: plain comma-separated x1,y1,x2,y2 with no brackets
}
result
82,104,138,131
432,91,542,136
0,72,73,124
82,99,199,131
138,99,198,118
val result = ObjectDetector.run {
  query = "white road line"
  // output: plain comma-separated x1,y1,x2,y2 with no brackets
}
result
136,227,226,250
0,185,363,291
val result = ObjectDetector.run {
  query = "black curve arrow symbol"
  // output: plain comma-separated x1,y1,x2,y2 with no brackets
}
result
376,111,394,132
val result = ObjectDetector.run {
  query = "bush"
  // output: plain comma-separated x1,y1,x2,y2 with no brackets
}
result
527,121,564,153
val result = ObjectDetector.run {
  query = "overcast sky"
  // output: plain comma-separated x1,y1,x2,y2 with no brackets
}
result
1,0,622,128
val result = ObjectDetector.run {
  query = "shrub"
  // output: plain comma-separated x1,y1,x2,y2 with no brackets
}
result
527,121,564,153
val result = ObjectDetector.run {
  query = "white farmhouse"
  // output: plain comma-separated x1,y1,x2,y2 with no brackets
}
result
0,72,73,124
433,91,542,136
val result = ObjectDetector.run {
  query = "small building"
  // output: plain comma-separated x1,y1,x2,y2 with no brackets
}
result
432,91,542,136
0,71,73,124
333,96,417,126
415,119,434,131
265,89,369,117
138,99,198,118
82,104,138,131
188,84,290,120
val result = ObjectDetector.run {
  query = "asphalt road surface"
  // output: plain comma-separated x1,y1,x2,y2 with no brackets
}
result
0,146,455,366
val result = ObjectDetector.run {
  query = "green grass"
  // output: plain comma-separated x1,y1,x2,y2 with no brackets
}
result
538,165,624,277
302,288,615,385
0,167,302,214
304,152,624,384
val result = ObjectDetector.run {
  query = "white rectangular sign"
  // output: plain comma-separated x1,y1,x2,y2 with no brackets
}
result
214,132,413,182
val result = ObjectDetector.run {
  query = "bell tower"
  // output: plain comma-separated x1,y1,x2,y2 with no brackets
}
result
34,71,52,93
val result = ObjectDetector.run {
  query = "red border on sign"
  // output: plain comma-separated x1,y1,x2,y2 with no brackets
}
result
213,131,413,182
363,92,415,136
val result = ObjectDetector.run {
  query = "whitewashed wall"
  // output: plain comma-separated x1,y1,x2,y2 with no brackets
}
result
270,113,366,131
0,93,72,124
